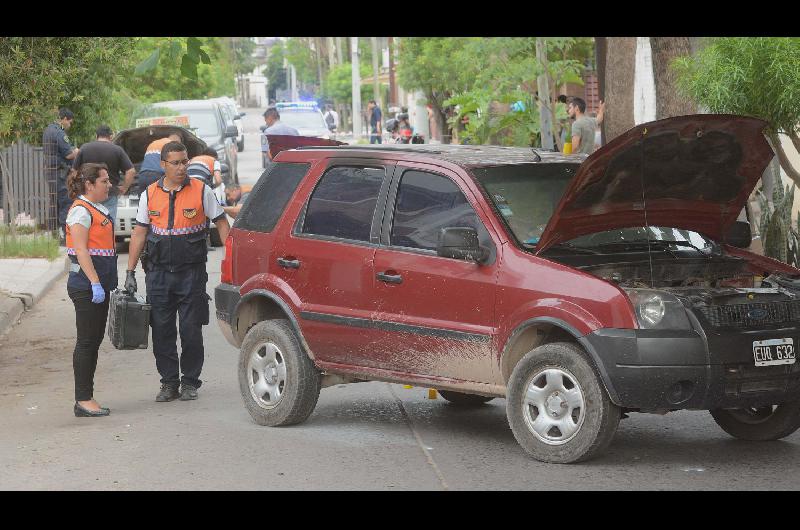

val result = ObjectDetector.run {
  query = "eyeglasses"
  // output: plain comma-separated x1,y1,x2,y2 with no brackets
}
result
165,159,190,167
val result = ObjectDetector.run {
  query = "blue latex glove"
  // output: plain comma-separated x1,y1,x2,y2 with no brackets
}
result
91,283,105,304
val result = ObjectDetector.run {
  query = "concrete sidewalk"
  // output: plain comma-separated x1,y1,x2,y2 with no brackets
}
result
0,253,68,340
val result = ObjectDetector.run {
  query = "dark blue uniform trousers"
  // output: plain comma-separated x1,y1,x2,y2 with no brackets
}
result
145,264,210,389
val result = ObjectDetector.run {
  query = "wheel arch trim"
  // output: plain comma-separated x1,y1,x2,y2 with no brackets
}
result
235,289,316,360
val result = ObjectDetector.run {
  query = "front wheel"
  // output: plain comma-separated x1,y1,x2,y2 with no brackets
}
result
506,342,620,464
710,402,800,441
238,320,321,426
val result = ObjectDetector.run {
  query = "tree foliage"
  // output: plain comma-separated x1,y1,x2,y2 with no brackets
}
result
264,41,287,99
321,62,373,106
0,37,137,145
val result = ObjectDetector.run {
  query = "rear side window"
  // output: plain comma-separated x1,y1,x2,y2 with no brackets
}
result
234,162,310,233
302,166,385,242
391,170,483,251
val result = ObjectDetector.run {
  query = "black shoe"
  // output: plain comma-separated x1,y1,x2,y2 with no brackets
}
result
179,384,198,401
74,402,110,417
155,384,180,402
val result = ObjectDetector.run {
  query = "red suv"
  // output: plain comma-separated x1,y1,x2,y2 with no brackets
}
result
216,115,800,463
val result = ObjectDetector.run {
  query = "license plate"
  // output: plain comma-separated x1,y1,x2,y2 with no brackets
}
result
753,338,796,367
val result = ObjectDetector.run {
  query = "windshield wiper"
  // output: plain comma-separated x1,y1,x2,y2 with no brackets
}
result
536,242,599,254
597,239,711,258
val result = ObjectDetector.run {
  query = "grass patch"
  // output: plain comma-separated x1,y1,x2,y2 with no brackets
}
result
0,229,60,260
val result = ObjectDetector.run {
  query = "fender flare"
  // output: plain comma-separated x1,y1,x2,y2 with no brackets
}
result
501,316,621,404
235,289,315,359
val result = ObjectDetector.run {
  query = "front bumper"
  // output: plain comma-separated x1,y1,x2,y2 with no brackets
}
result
585,326,800,410
114,195,139,238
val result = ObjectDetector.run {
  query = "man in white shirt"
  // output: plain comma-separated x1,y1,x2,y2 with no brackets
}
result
263,107,300,136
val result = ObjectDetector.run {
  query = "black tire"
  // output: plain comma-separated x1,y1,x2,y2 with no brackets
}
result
209,226,223,247
710,402,800,441
506,342,620,464
238,320,321,427
237,138,244,152
262,152,269,169
438,390,494,406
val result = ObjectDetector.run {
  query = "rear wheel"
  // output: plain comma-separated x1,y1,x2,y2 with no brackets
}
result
237,137,244,152
710,402,800,441
238,320,321,426
438,390,494,406
506,342,620,463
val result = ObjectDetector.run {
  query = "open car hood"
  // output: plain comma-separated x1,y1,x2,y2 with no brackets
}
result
266,134,346,159
535,114,774,254
113,125,207,164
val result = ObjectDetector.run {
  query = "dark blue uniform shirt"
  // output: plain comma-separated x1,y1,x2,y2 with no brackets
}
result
42,122,75,169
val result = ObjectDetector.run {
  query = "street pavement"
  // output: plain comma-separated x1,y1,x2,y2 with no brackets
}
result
1,109,800,490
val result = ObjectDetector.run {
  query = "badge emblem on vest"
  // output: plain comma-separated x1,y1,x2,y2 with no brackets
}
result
149,210,161,217
101,218,110,226
183,208,198,219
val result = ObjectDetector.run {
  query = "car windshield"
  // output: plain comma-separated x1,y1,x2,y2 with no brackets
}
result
152,107,219,137
279,110,327,130
471,163,577,246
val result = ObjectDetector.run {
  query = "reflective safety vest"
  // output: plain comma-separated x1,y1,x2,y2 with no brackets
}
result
140,137,172,173
65,199,118,291
145,177,208,270
186,155,215,184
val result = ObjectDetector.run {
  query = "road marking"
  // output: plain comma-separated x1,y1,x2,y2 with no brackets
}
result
387,383,449,491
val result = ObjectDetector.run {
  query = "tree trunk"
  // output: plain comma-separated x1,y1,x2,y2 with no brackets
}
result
789,131,800,155
650,37,695,119
603,37,637,142
428,91,448,143
771,133,800,188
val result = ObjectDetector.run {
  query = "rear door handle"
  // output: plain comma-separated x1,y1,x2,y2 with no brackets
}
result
277,257,301,269
376,272,403,284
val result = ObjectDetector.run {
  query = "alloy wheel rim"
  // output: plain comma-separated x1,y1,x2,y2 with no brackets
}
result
247,341,287,409
522,367,586,445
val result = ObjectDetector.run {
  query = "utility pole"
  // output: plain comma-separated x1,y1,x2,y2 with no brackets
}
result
327,36,336,68
351,37,362,141
536,38,554,151
371,37,381,108
335,37,344,66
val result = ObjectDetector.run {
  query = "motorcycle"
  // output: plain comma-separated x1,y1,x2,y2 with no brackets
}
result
385,113,425,144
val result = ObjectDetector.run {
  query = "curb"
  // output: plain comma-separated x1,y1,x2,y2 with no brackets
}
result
0,256,68,340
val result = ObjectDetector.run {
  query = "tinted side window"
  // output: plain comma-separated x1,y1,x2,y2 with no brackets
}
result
302,166,384,242
234,162,310,232
391,171,482,251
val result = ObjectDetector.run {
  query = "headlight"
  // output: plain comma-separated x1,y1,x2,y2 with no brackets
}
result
625,289,691,330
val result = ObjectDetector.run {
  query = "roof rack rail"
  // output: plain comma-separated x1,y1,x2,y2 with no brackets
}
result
294,145,444,154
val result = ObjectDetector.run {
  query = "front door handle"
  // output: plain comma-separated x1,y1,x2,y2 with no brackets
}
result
376,271,403,284
277,257,301,269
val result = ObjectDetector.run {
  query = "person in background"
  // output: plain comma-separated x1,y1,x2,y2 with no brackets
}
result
367,100,382,144
43,107,79,240
263,107,299,136
222,183,250,219
136,132,183,192
124,142,230,402
187,147,222,188
567,97,605,155
70,125,135,224
64,163,117,417
323,104,339,137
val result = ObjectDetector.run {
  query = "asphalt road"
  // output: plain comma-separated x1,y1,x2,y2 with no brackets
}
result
1,110,799,490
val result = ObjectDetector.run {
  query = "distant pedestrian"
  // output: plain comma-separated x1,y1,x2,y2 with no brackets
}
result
567,97,605,155
71,125,135,223
42,108,79,238
65,162,116,417
367,100,383,144
323,105,339,134
263,107,299,136
187,147,222,188
136,132,184,192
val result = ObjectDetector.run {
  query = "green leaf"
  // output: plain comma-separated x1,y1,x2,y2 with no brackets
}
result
166,40,183,62
198,49,211,65
135,49,161,75
180,54,198,80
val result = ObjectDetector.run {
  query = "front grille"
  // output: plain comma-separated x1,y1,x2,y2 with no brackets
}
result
695,300,800,328
724,363,800,397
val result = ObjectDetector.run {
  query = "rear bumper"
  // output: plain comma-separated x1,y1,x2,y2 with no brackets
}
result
585,327,800,410
215,282,241,347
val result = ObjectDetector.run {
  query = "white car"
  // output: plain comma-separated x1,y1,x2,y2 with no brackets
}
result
260,101,331,167
214,96,246,152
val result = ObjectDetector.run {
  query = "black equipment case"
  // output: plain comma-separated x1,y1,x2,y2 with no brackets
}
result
107,289,151,349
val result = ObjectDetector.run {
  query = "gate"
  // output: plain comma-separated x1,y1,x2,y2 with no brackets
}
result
0,141,54,229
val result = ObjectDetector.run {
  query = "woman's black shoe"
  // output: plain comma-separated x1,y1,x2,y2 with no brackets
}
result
74,402,111,417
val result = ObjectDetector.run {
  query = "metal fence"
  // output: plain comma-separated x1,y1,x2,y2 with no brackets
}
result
0,141,55,230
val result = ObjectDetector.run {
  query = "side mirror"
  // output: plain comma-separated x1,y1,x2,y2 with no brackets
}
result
224,125,238,138
725,220,752,248
259,124,267,132
220,162,230,175
238,112,247,119
437,227,489,264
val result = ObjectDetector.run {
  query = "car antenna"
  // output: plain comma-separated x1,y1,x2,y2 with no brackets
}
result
530,148,542,162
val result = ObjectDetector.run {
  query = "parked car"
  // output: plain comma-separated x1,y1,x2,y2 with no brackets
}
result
112,125,226,247
214,96,246,152
216,115,800,463
144,99,239,184
260,102,331,168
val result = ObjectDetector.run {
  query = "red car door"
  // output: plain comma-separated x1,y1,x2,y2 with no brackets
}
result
369,163,501,383
272,160,395,365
